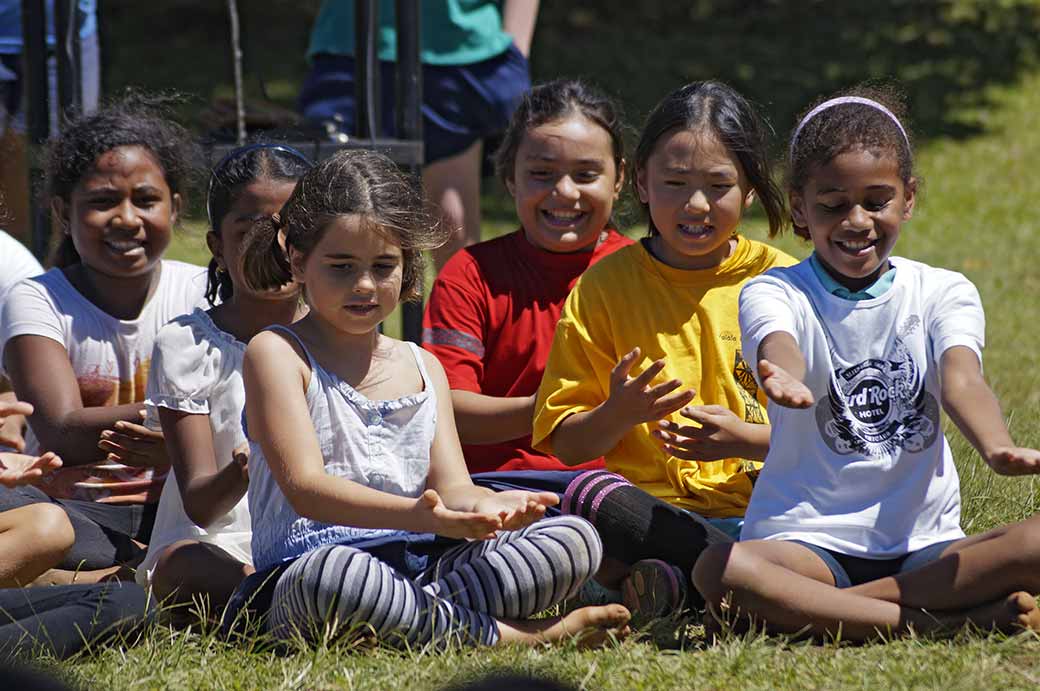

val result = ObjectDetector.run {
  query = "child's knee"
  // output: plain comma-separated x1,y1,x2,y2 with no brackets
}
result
692,542,744,604
151,539,202,596
25,503,75,558
1007,520,1040,584
531,514,604,577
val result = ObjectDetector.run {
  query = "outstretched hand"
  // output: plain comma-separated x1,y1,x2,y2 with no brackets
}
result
758,359,814,408
654,404,758,461
98,415,168,468
473,490,559,531
606,348,696,427
0,451,62,488
985,447,1040,476
415,489,502,540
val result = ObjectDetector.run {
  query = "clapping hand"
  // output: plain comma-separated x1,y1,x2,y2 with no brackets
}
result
415,489,503,540
606,348,696,426
655,405,756,460
98,414,168,468
0,399,33,451
0,451,62,488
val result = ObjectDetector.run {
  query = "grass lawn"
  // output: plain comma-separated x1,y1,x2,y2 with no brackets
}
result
51,68,1040,690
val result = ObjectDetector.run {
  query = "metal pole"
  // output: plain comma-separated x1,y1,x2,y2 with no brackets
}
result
227,0,246,145
395,0,423,344
54,0,78,117
354,0,379,141
21,0,50,260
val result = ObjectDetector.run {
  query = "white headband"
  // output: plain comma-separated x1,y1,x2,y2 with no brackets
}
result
789,96,909,158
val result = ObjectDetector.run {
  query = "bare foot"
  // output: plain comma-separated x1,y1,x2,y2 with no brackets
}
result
959,591,1040,634
497,604,631,648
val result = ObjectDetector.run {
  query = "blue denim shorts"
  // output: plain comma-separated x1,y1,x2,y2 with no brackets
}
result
792,539,960,588
299,43,530,163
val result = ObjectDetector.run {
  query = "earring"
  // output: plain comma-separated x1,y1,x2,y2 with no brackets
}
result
215,264,227,276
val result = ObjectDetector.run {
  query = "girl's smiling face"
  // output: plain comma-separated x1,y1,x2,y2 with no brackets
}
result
291,215,403,337
637,127,754,270
210,177,299,300
792,147,915,290
62,145,179,278
507,113,623,253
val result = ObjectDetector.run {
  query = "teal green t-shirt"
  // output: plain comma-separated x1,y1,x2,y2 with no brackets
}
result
808,252,896,300
307,0,514,66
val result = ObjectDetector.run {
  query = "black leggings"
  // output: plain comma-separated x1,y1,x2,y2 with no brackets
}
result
0,582,152,660
0,485,156,570
561,470,734,602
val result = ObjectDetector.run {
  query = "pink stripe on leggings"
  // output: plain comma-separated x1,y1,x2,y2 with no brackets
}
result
562,471,628,515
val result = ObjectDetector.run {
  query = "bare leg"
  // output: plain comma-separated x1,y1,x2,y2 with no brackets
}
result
150,539,253,617
425,140,483,269
497,604,631,648
594,556,631,590
0,504,74,586
848,514,1040,610
692,541,1040,642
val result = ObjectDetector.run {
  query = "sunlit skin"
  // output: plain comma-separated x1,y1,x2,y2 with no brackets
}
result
289,215,405,353
58,145,180,281
791,147,916,292
507,113,623,253
636,128,754,270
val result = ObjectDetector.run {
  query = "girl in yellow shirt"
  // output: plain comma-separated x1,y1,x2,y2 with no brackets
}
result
532,81,795,621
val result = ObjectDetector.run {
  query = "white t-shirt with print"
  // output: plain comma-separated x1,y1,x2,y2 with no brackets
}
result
0,230,43,306
738,257,984,557
137,308,253,584
0,260,208,503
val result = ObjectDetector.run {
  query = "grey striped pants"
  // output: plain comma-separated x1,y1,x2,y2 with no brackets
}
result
268,515,602,648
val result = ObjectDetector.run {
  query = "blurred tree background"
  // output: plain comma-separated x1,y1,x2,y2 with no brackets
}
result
103,1,1040,137
101,0,1040,226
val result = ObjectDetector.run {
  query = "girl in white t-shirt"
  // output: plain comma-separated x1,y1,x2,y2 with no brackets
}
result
0,100,207,583
139,144,311,612
693,87,1040,641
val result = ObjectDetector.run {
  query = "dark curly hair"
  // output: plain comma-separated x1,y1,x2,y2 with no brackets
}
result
241,149,448,304
204,144,312,305
634,81,785,237
45,95,202,267
787,85,914,237
494,78,627,187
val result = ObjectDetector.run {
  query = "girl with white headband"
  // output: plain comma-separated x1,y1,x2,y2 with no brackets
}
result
694,87,1040,640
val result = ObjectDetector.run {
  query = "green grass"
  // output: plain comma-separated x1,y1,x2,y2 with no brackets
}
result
71,64,1040,691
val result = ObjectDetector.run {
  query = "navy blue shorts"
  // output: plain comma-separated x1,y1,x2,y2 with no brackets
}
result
298,44,530,164
792,539,960,588
470,470,585,517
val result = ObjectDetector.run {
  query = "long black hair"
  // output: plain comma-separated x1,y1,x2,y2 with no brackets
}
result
633,81,785,237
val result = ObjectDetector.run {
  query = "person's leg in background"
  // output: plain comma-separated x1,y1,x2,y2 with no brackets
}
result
0,581,152,660
425,140,483,268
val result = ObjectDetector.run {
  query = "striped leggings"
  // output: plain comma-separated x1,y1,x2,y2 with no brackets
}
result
268,515,602,648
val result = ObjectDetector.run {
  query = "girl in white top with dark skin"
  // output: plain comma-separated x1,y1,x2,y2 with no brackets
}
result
140,144,311,612
0,101,208,584
693,87,1040,641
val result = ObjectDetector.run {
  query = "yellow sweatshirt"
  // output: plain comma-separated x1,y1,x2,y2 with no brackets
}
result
533,236,797,517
